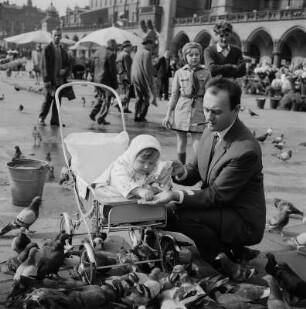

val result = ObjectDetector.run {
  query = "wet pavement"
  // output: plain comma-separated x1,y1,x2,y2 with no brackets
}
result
0,71,306,304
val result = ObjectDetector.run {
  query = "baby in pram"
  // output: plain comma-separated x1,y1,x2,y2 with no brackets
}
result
93,134,173,201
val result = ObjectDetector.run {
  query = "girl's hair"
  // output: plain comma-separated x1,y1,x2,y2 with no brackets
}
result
182,42,202,63
137,148,160,160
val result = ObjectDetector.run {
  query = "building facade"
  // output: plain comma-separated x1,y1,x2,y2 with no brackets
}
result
0,0,46,40
61,0,306,66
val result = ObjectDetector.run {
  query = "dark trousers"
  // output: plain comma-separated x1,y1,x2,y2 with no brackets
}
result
134,84,150,120
39,90,63,125
118,80,131,108
165,204,244,265
159,77,169,100
90,88,112,123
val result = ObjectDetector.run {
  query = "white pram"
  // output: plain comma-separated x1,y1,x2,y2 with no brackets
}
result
55,82,192,283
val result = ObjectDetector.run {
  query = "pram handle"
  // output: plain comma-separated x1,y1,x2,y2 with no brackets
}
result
55,81,127,168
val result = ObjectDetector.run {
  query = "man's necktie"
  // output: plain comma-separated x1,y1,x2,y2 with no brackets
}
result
209,133,219,164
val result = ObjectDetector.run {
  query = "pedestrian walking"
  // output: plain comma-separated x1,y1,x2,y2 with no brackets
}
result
32,43,42,85
116,40,133,113
204,21,246,79
131,37,156,122
154,49,172,100
38,27,72,127
89,39,118,125
162,42,211,164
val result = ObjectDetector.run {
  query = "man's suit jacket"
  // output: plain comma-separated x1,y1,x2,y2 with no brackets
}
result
41,43,70,87
177,118,266,245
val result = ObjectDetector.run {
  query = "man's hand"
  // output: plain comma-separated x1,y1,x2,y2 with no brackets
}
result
172,160,185,177
138,191,178,205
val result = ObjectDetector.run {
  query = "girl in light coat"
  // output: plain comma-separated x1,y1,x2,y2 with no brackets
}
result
162,42,211,164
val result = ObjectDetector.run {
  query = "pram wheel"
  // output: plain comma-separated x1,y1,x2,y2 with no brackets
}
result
78,242,97,284
160,236,180,272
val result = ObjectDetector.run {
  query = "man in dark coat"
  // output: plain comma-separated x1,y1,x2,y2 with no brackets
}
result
116,40,133,113
140,78,266,265
38,27,72,127
155,49,172,100
204,21,246,79
89,39,118,125
131,37,156,122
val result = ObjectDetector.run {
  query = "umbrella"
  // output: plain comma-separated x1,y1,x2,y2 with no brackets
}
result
77,26,142,47
61,37,76,45
4,30,52,45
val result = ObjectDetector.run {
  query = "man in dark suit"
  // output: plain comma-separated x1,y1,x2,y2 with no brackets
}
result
89,39,118,125
140,78,266,265
155,49,172,100
38,27,72,127
204,21,246,79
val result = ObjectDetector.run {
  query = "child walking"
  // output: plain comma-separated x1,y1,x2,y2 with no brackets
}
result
162,42,211,164
93,134,172,200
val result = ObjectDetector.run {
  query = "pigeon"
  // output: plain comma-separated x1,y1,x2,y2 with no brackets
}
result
266,205,291,234
231,282,270,301
18,104,24,111
274,142,285,151
266,127,273,136
32,126,42,146
273,198,303,217
299,142,306,147
286,232,306,253
0,196,41,236
13,145,24,160
272,134,284,144
0,94,4,100
58,166,71,186
248,108,259,117
214,290,252,308
263,275,287,309
256,132,269,144
14,86,20,91
82,97,86,106
45,152,55,179
214,253,256,282
11,227,32,254
265,253,306,300
277,150,292,162
36,230,70,279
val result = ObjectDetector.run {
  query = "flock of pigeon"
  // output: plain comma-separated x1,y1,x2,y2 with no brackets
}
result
1,194,306,308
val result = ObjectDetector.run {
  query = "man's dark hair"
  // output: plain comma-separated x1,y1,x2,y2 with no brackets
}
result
213,21,233,35
206,77,241,110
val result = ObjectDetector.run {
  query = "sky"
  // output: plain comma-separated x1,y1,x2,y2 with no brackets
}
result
7,0,90,16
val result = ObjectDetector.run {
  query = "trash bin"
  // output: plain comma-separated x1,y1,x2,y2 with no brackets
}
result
7,159,49,206
256,97,266,109
270,97,281,109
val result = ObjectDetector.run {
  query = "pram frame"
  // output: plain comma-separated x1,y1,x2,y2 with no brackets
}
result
54,82,176,283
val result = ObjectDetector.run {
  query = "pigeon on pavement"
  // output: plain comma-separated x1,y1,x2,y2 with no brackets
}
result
13,145,24,160
277,150,292,162
266,205,291,235
32,126,42,146
256,132,269,144
263,274,287,309
248,108,259,117
18,104,24,111
273,198,303,217
215,252,256,282
0,196,41,236
11,227,31,254
272,134,284,144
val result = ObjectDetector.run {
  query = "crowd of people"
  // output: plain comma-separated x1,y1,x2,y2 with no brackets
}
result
244,60,306,111
2,22,274,268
